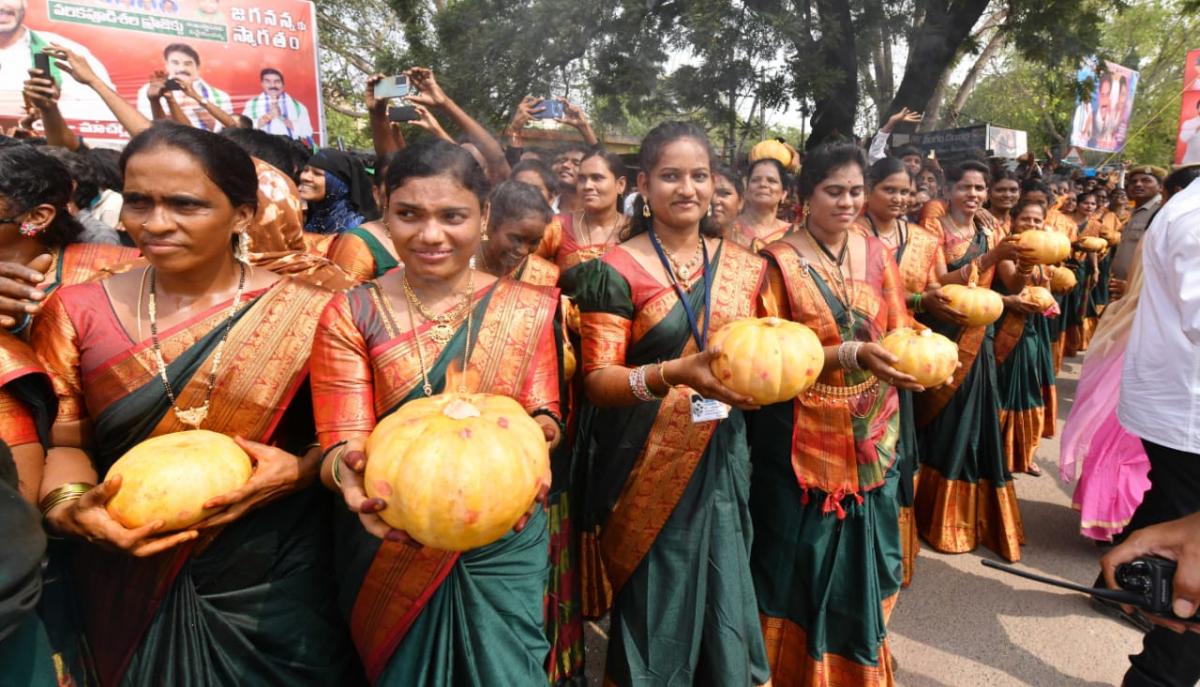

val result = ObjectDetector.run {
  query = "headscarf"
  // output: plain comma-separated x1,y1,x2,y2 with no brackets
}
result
304,149,379,235
248,157,356,291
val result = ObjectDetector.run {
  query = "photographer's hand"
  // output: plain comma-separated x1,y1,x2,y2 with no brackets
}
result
1102,511,1200,634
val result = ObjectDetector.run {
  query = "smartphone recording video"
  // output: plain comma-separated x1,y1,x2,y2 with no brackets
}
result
375,75,410,100
388,106,420,123
534,99,565,120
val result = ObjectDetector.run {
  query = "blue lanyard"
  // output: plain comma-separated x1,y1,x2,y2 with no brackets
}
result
648,230,712,351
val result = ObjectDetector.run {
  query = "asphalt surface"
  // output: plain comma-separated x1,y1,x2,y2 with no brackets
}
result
583,354,1145,686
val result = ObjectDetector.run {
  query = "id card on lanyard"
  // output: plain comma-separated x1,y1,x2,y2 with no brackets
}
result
648,230,729,423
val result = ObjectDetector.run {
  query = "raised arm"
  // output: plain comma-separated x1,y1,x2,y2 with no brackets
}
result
179,78,239,130
364,74,403,159
45,44,152,136
23,70,81,151
406,67,511,183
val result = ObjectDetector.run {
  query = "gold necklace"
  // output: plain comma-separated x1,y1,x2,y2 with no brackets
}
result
399,269,475,396
402,273,472,344
803,226,856,321
660,234,705,281
147,263,247,429
580,211,622,248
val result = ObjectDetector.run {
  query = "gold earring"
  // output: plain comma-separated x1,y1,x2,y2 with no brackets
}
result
642,202,651,218
481,225,489,242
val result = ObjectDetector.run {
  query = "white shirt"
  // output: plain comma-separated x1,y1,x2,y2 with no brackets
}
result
242,92,313,139
1119,178,1200,453
1180,115,1200,164
0,28,114,121
867,130,889,164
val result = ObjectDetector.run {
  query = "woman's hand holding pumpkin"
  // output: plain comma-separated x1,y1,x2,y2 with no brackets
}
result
662,348,760,410
46,476,199,557
855,342,924,392
192,437,315,529
337,448,422,546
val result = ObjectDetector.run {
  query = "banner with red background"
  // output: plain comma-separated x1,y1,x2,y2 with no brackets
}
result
1,0,323,145
1175,49,1200,166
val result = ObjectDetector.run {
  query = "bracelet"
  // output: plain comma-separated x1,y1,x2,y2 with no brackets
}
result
911,292,925,314
656,362,672,390
838,341,864,371
39,482,94,517
628,365,657,402
331,449,345,489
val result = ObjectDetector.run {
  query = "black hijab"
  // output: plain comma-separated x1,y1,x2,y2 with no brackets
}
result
304,149,380,233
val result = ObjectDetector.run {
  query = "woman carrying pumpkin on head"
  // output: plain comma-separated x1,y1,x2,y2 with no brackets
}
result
992,200,1058,478
568,122,770,685
731,157,793,251
750,144,926,686
310,140,562,685
31,123,358,686
913,160,1034,562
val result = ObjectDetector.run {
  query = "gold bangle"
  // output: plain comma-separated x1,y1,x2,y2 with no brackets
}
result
39,482,94,517
330,449,345,489
656,362,671,390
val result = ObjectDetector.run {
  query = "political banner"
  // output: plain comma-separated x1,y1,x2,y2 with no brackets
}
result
1,0,324,144
1068,56,1139,154
1174,49,1200,166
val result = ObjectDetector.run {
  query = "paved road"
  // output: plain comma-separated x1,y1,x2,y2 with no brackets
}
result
584,354,1145,685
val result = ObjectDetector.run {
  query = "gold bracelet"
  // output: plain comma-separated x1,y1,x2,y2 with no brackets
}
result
39,482,94,517
330,448,345,489
656,362,672,390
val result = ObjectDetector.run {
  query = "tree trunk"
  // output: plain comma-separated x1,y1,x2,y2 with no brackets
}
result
804,0,859,147
884,0,992,121
921,69,951,131
945,24,1007,126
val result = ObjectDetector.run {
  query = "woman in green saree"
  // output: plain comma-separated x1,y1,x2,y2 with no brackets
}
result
310,140,562,686
914,160,1032,562
993,200,1057,477
31,123,358,686
570,122,769,686
751,144,930,686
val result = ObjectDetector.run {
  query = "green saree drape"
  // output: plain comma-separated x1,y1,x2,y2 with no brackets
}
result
568,247,770,687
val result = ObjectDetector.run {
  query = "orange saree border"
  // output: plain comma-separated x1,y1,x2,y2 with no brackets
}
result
759,612,896,687
82,279,331,441
348,278,560,680
599,245,764,596
516,253,561,287
913,466,1025,562
0,332,44,388
992,312,1026,365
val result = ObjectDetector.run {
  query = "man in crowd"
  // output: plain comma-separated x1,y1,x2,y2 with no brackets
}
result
241,68,313,142
1111,165,1164,296
550,143,587,214
135,43,232,130
1116,174,1200,687
0,0,112,121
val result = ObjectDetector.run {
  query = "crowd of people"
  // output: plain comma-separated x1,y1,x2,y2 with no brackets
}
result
0,44,1198,687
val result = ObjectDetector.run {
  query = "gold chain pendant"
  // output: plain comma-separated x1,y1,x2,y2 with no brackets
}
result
429,321,454,345
174,403,210,429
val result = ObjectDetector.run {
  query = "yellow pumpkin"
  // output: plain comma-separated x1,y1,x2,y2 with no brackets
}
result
880,327,959,388
1016,230,1072,264
1101,227,1121,246
1048,265,1078,293
709,317,824,405
105,430,253,531
364,393,548,551
1077,236,1108,253
749,139,794,169
1021,285,1056,312
562,338,577,380
940,283,1004,327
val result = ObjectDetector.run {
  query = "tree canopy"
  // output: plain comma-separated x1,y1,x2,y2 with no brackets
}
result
315,0,1191,164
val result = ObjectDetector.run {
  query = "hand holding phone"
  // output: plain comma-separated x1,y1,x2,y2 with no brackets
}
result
32,52,51,78
533,98,565,120
374,75,410,100
164,78,184,92
387,106,420,123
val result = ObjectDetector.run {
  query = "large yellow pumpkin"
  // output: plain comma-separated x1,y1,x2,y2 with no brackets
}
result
880,328,959,388
1077,236,1108,253
364,393,548,551
1016,230,1072,264
749,139,794,169
1021,285,1056,312
562,338,577,380
105,430,253,531
709,317,824,405
940,283,1004,327
1048,265,1078,293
